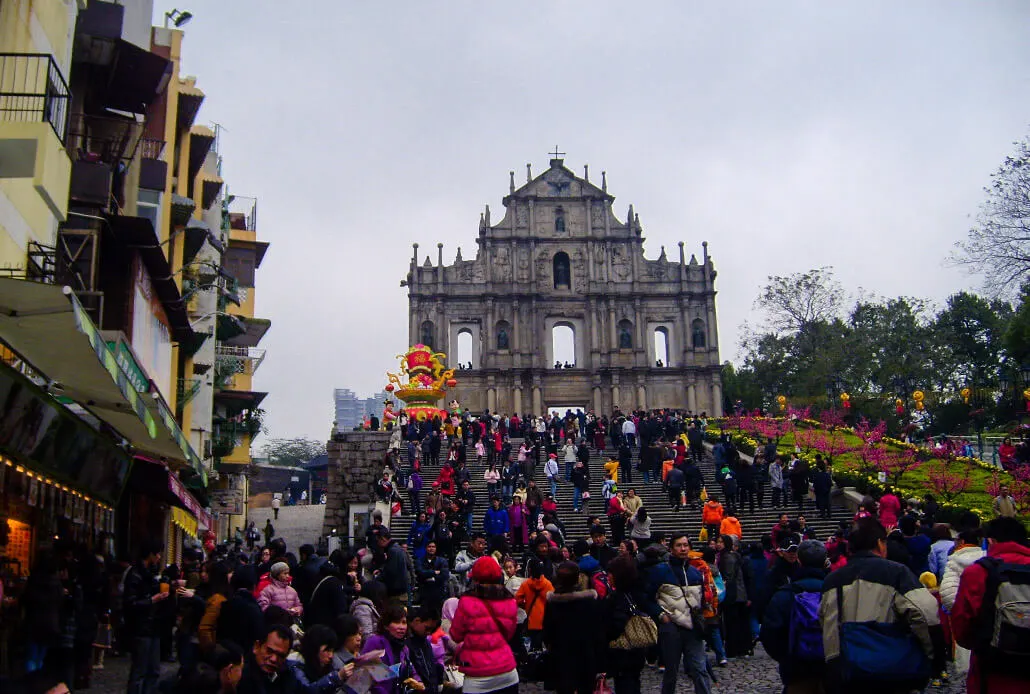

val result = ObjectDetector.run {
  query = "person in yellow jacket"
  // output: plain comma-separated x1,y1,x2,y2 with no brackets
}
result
603,458,620,484
515,559,554,650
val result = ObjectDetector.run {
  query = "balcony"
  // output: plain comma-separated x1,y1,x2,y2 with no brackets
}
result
0,53,70,143
66,112,143,209
214,345,266,388
0,53,72,218
176,377,202,413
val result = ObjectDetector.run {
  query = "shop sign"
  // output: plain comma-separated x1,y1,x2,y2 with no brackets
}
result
106,340,150,394
209,489,244,515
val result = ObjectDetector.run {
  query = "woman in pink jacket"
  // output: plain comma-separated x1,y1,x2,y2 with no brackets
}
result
449,556,518,694
257,562,303,618
877,487,902,529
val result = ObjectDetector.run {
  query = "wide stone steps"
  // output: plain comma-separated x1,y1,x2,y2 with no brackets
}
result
389,434,849,547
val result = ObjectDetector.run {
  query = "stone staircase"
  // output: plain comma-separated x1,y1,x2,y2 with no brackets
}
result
390,436,851,548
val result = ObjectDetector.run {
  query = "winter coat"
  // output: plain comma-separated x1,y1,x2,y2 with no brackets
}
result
950,541,1030,694
720,516,742,540
361,634,412,694
305,576,352,630
289,656,344,694
350,597,381,638
407,522,433,561
507,504,529,545
198,593,227,652
769,463,784,489
878,494,902,527
603,589,649,675
218,588,264,653
258,578,302,615
939,545,985,612
702,501,724,525
718,549,749,604
448,584,518,677
544,590,605,688
515,576,554,631
928,539,955,583
759,568,827,681
570,465,589,490
645,556,704,628
629,515,652,540
544,459,559,479
483,507,510,536
379,541,410,597
623,494,642,516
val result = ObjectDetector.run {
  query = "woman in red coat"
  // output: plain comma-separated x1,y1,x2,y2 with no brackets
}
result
449,557,519,694
436,463,456,497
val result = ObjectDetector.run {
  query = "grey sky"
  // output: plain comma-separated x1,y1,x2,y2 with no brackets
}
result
152,1,1030,443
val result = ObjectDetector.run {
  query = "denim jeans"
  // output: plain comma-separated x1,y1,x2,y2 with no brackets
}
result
128,635,162,694
464,512,474,531
502,483,513,502
549,477,558,497
705,625,726,661
658,622,711,694
573,488,583,512
25,642,48,673
565,461,574,480
642,469,652,484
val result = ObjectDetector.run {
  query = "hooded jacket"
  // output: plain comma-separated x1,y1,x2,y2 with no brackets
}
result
646,555,703,629
702,501,724,525
544,589,605,687
939,544,985,612
719,516,742,540
951,541,1030,694
449,584,518,677
515,575,554,630
759,567,826,680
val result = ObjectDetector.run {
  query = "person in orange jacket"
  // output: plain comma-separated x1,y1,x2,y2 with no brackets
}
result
719,513,742,542
703,496,725,543
514,557,554,651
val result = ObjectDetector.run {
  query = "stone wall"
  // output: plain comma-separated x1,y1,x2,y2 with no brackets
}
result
321,431,391,542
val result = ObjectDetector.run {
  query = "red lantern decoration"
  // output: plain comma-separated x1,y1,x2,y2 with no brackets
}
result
446,378,457,387
385,384,394,392
896,405,904,415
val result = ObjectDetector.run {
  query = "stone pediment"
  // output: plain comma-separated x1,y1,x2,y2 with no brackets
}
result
507,160,611,202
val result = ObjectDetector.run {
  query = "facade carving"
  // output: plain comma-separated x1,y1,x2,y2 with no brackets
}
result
402,157,723,416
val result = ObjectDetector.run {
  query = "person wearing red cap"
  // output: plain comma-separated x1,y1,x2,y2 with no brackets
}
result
545,453,560,498
449,557,519,694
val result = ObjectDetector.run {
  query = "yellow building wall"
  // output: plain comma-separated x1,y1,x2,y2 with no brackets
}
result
0,0,75,59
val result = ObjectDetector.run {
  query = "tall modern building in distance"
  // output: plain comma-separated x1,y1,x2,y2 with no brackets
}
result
334,388,390,429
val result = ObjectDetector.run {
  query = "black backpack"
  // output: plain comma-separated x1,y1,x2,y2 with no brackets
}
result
973,557,1030,676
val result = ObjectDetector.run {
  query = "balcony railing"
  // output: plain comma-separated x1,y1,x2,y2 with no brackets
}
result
66,112,142,164
215,345,266,380
177,377,202,411
0,53,70,143
139,137,166,160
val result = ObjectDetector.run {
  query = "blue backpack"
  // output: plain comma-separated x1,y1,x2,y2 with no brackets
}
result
789,585,825,661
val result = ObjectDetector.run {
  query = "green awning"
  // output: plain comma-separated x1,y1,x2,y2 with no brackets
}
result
0,279,204,480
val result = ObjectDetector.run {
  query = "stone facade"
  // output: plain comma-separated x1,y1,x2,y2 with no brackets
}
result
321,431,390,542
403,157,723,416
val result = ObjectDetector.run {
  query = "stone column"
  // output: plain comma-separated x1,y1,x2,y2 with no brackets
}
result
484,297,495,369
487,388,497,412
637,385,646,410
712,378,723,417
321,432,391,542
512,298,521,368
687,383,697,413
608,301,617,355
706,296,720,364
514,387,523,415
592,386,602,412
532,384,542,414
634,298,646,366
611,385,620,410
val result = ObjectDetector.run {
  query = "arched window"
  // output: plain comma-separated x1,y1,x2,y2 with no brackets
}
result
552,323,575,367
420,320,435,349
617,319,633,350
553,252,571,289
554,208,566,233
654,327,669,366
456,328,473,366
692,319,707,349
496,320,511,350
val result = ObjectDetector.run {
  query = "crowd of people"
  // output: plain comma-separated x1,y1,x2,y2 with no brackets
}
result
5,407,1029,694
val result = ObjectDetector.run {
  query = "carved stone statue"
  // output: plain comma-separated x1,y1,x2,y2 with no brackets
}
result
619,324,633,349
692,320,707,349
497,326,509,350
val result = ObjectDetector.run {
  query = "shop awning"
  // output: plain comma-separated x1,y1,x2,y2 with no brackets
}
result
130,455,212,531
0,279,205,479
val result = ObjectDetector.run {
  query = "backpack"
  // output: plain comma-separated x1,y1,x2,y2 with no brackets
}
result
602,480,618,501
788,585,824,662
591,571,611,598
973,557,1030,674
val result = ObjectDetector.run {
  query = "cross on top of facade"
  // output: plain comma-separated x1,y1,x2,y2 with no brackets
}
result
550,145,565,160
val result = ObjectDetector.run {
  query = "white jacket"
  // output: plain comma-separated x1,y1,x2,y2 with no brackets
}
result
940,545,985,612
545,458,559,479
622,419,636,435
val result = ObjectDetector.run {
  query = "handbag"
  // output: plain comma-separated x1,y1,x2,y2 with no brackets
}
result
443,665,464,689
609,596,659,650
835,586,932,684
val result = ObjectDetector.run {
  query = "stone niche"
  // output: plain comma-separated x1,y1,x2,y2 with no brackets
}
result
321,431,391,543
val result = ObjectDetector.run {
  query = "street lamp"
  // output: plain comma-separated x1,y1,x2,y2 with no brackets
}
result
164,9,193,27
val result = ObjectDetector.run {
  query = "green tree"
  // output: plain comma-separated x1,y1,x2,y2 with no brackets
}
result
1004,283,1030,367
258,437,327,467
930,291,1012,389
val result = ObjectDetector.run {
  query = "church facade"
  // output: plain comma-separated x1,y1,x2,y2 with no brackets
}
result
402,156,723,417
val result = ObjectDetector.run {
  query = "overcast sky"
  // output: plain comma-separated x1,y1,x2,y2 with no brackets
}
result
152,1,1030,444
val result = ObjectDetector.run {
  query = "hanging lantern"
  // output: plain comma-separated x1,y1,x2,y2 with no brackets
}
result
776,394,787,411
960,387,971,404
916,401,925,411
912,390,924,402
385,383,395,392
895,398,903,407
840,392,851,409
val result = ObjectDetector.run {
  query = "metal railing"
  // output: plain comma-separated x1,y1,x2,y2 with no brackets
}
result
0,53,70,143
177,377,202,410
139,137,166,159
66,112,142,164
215,345,266,377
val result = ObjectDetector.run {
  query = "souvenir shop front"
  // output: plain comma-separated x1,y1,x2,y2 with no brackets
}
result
0,362,128,584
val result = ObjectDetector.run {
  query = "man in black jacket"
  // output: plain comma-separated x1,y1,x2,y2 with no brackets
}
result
237,624,299,694
376,528,410,606
407,606,444,694
292,544,323,609
123,539,168,694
